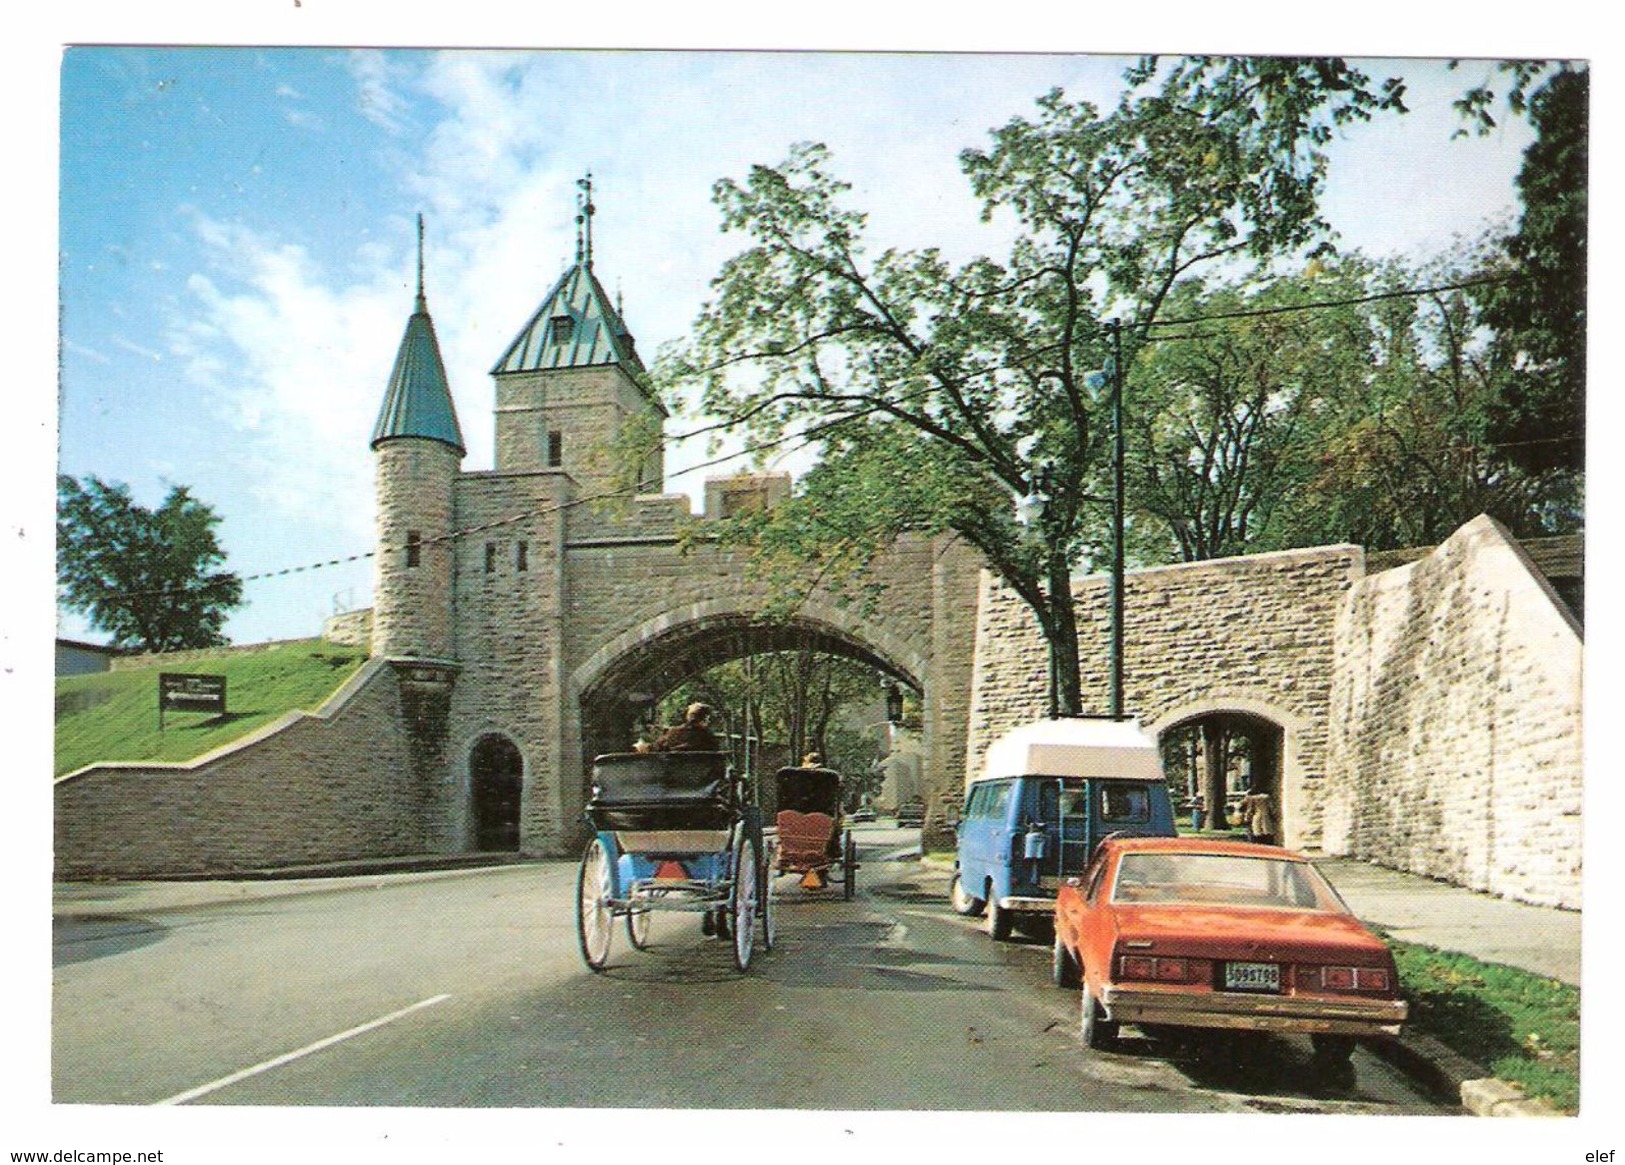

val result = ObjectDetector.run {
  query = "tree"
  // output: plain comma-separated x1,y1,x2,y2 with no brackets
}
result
665,60,1405,716
1454,61,1587,477
657,650,887,798
1124,264,1373,562
57,474,244,653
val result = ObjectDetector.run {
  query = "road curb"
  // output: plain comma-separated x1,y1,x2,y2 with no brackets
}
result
1368,1032,1562,1117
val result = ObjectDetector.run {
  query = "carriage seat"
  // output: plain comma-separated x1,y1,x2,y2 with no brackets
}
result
776,811,836,867
586,751,735,831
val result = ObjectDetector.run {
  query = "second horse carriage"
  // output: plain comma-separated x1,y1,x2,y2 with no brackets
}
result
773,764,859,900
576,750,777,972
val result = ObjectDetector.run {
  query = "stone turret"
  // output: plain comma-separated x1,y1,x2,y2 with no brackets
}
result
370,216,465,661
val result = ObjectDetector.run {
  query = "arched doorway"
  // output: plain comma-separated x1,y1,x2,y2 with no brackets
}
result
469,734,523,851
1159,712,1283,836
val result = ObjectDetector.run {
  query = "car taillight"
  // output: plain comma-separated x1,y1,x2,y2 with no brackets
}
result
1296,964,1392,994
1119,954,1209,983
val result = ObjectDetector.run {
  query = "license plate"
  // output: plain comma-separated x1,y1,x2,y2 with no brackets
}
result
1224,961,1281,993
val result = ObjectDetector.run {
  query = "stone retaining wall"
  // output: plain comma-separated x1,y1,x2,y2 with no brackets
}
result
1320,516,1582,908
963,545,1358,849
54,660,420,878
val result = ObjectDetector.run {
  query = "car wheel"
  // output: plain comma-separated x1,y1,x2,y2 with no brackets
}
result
1052,931,1081,988
949,874,985,917
986,895,1013,941
1081,989,1118,1051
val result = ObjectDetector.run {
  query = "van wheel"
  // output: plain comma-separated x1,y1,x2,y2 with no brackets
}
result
986,895,1013,941
950,874,985,917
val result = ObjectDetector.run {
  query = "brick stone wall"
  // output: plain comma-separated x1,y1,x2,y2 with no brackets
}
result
963,545,1361,850
1320,516,1582,908
54,661,421,878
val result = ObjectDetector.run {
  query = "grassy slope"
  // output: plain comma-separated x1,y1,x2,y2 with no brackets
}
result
55,639,367,777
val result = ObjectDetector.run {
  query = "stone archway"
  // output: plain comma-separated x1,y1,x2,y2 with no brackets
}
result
1149,697,1305,845
469,734,524,851
568,608,925,836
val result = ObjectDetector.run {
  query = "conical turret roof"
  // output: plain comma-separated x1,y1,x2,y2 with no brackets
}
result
371,222,465,455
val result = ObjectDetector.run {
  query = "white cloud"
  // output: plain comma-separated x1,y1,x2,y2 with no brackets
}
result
345,49,413,134
172,216,398,549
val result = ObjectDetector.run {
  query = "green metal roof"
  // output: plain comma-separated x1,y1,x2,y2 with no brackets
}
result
492,262,648,378
371,297,466,454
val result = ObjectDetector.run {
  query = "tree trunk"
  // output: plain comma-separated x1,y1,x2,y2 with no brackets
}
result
1046,554,1085,716
1203,719,1230,830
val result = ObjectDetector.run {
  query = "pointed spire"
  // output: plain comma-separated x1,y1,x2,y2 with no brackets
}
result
576,172,595,268
372,214,465,454
415,213,426,312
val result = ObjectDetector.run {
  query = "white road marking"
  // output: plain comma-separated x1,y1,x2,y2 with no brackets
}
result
153,994,452,1106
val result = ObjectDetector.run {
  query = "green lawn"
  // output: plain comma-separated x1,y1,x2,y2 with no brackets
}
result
55,640,367,777
1390,939,1580,1113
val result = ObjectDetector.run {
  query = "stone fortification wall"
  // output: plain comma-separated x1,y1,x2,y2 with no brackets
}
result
964,545,1360,849
1320,516,1582,908
323,609,374,649
54,661,419,878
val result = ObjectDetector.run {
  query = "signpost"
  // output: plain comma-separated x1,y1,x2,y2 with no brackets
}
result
158,673,227,731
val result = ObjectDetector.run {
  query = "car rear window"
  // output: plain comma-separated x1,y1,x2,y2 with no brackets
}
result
1111,852,1347,912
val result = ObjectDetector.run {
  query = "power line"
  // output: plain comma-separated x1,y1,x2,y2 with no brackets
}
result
200,271,1545,590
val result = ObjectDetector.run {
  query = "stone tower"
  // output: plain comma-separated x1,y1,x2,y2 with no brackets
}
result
489,174,667,494
370,216,466,661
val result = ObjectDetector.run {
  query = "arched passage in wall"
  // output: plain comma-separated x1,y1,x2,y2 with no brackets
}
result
469,733,524,852
573,610,924,812
1150,698,1303,842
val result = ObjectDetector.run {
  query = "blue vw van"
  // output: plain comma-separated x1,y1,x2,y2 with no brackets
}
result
951,717,1176,939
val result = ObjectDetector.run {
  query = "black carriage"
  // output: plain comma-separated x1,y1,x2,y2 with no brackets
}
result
576,751,776,972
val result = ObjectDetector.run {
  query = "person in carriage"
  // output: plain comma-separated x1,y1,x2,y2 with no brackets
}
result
652,702,722,752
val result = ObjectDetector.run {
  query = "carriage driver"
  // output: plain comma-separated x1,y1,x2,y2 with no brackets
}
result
652,702,723,752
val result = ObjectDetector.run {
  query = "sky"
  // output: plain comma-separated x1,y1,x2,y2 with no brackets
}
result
51,46,1552,648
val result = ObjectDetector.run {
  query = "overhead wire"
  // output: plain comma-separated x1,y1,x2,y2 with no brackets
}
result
217,265,1550,590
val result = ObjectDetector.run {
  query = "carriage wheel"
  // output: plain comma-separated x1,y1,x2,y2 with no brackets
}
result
731,833,759,971
575,838,614,972
842,830,857,901
626,899,652,950
760,842,779,951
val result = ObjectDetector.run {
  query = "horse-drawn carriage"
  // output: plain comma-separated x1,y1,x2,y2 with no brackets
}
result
773,765,858,900
575,751,776,972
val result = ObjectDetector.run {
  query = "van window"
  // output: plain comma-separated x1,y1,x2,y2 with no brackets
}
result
1098,783,1151,824
987,782,1014,821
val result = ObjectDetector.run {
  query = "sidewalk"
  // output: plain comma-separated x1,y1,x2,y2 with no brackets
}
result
1312,857,1579,987
52,853,534,918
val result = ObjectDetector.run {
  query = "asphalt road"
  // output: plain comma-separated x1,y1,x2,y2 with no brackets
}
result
52,825,1453,1114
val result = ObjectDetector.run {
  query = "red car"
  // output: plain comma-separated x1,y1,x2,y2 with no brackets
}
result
1052,836,1407,1065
